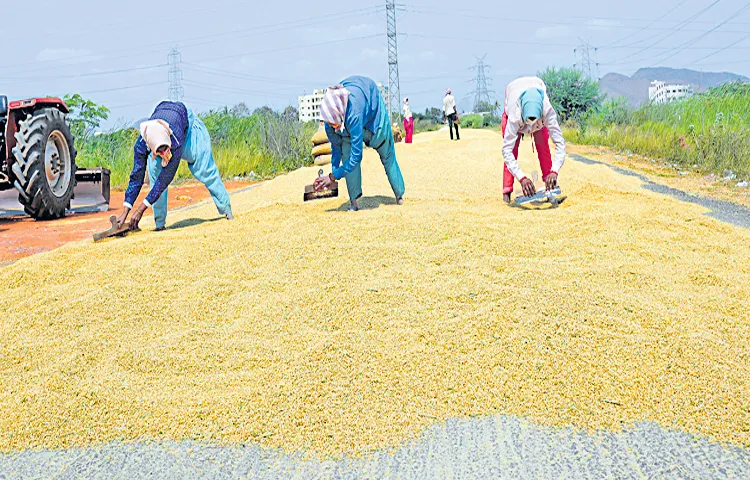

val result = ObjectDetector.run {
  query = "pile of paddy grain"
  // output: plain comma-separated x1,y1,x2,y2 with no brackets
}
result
0,130,748,459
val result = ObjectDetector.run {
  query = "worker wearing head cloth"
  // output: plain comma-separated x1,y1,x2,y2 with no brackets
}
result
118,101,234,230
501,76,566,202
315,76,406,211
403,97,414,144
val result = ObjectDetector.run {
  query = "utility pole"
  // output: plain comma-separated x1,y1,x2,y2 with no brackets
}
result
574,39,600,80
168,47,184,102
470,55,495,113
386,0,401,121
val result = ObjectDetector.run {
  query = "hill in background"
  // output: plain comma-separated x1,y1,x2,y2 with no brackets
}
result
599,67,749,106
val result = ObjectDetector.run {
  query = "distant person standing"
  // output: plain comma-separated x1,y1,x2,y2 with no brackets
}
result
403,98,414,144
443,89,460,141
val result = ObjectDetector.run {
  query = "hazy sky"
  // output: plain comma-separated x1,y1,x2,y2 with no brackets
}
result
2,0,748,128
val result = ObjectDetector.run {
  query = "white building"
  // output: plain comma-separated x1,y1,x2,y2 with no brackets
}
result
648,81,693,105
298,89,326,122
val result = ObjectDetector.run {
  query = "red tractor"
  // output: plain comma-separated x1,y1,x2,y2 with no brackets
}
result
0,96,109,219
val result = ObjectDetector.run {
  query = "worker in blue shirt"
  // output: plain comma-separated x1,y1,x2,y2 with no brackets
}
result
117,101,233,230
314,76,406,211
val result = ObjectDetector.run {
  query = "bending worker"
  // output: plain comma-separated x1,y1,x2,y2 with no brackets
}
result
314,76,406,212
501,76,566,203
117,101,234,230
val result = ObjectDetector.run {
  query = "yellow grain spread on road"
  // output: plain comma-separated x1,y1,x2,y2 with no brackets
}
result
1,129,749,457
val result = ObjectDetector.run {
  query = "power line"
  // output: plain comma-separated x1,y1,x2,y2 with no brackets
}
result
405,2,750,26
404,33,750,51
0,7,380,76
181,63,328,86
605,0,691,47
189,34,384,64
404,4,748,34
648,2,750,66
691,32,750,64
168,47,184,102
386,0,402,121
0,64,167,85
182,80,296,99
78,81,165,95
401,68,472,82
605,0,723,66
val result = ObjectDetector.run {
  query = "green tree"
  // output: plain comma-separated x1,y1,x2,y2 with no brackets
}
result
230,103,251,117
474,100,500,114
282,105,299,121
537,67,603,123
62,94,110,139
422,107,443,123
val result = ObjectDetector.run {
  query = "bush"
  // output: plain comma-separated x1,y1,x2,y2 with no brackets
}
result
414,118,441,133
538,67,603,123
460,113,501,129
460,114,484,129
569,83,750,178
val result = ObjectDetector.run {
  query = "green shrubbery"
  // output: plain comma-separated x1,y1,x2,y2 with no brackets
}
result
412,107,444,134
569,82,750,178
538,67,603,124
461,113,501,129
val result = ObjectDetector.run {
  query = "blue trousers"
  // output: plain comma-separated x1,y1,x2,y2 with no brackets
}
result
341,101,406,202
148,109,232,228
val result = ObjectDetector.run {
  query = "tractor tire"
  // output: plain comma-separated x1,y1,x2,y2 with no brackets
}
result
11,108,77,220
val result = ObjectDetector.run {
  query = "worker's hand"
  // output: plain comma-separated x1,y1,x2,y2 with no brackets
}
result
129,205,146,230
521,178,537,197
314,174,335,192
117,208,130,229
545,172,558,191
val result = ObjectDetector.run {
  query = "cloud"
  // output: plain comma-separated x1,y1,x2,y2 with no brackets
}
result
360,47,386,59
586,19,622,30
348,24,378,35
534,25,574,39
36,48,92,62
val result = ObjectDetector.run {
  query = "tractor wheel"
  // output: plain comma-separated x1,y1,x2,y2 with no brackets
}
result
11,108,77,220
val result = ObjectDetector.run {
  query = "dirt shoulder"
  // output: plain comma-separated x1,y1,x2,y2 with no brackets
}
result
0,181,253,266
568,144,750,208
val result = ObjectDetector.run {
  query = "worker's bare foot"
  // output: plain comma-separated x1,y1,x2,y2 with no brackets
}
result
349,200,359,212
503,193,512,204
397,197,404,206
226,212,235,221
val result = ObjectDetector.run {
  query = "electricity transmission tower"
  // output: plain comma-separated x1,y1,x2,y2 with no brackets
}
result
574,39,600,80
386,0,401,121
470,55,495,113
168,47,184,102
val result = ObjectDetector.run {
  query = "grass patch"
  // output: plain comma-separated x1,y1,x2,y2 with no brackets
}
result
570,83,750,178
